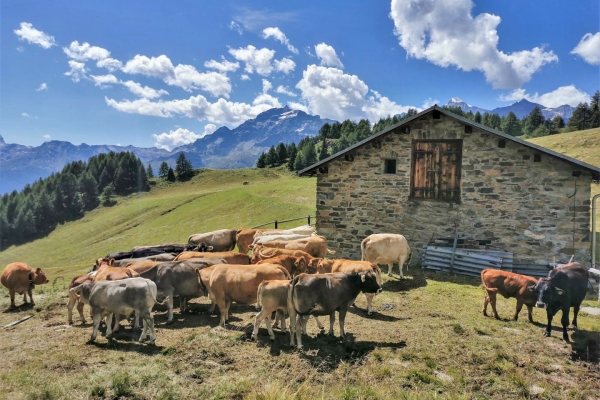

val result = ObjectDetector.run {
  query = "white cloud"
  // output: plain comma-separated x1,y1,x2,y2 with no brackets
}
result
36,83,48,91
152,128,203,150
14,22,56,49
64,41,110,61
389,0,558,89
296,64,413,122
105,90,280,127
122,80,169,99
571,32,600,65
262,27,298,54
314,43,344,68
276,85,297,97
204,58,240,72
203,124,217,137
233,9,297,31
122,54,231,97
240,74,251,81
262,79,272,93
274,58,296,74
229,21,243,35
17,46,24,52
65,60,89,82
287,101,309,113
228,45,276,75
421,97,439,109
22,112,30,117
90,74,119,88
97,57,123,72
499,85,592,108
43,134,51,140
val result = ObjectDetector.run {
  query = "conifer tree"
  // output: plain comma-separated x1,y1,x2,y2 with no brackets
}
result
167,167,176,182
276,142,287,163
266,145,278,166
287,144,297,171
147,163,154,179
319,136,329,161
256,152,267,168
175,152,194,180
159,162,169,179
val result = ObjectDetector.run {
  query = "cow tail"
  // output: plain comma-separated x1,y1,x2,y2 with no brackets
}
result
144,279,169,305
480,270,498,293
287,276,301,316
256,282,266,310
361,239,367,261
326,248,336,255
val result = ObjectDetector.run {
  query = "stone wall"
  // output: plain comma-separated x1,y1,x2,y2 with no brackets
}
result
315,112,592,265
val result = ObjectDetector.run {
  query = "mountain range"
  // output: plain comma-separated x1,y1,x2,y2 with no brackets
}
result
0,99,575,194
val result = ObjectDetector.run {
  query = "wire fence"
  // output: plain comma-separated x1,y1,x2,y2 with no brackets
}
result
251,215,316,229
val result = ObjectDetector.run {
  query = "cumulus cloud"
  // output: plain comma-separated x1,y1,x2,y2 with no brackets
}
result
65,60,89,82
97,57,123,72
276,85,297,97
262,27,298,54
105,91,281,127
122,80,169,99
571,32,600,65
389,0,558,89
314,43,344,68
64,41,110,61
90,74,119,88
204,58,240,72
122,54,231,97
229,21,243,35
274,58,296,74
287,101,309,113
22,112,30,117
228,45,276,75
499,85,592,108
240,74,251,81
14,22,56,49
36,83,48,91
152,128,205,150
296,65,413,122
43,134,51,140
17,46,24,52
262,79,273,93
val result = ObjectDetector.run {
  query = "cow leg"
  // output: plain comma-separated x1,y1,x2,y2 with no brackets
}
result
294,315,305,349
561,307,570,341
9,289,16,308
106,313,114,338
67,294,76,324
217,299,229,326
398,260,404,279
313,316,324,330
514,300,524,321
139,317,148,342
133,310,140,330
544,309,554,337
146,315,157,345
526,305,534,323
387,263,394,276
280,313,287,334
329,312,336,336
166,294,175,324
264,314,275,340
208,301,216,313
180,297,187,313
571,304,580,329
89,312,102,343
252,309,267,340
488,291,500,320
27,288,34,305
482,292,490,317
288,304,298,347
339,309,348,339
364,293,374,315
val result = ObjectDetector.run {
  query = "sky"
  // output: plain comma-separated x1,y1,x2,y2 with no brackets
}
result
1,0,599,150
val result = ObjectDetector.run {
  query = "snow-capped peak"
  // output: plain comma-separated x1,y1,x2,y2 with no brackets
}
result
450,97,463,103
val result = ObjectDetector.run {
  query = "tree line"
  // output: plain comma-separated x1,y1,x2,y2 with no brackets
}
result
0,151,149,248
152,152,195,182
256,91,599,171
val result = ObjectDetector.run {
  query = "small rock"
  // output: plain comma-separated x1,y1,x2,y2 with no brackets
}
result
530,385,545,396
434,371,454,383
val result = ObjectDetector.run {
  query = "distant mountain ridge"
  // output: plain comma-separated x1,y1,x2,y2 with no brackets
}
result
446,98,575,121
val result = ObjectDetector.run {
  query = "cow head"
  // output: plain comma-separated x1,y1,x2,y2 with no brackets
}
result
69,281,94,304
196,242,214,252
529,278,563,309
32,268,50,284
360,271,382,294
307,258,320,274
293,258,307,275
404,248,413,268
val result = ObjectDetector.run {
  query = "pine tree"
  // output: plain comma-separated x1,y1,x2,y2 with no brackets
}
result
523,107,545,135
266,145,278,167
276,142,287,163
319,136,329,161
147,163,154,179
355,119,372,141
159,162,169,179
302,141,317,167
167,167,176,182
552,115,565,130
101,185,115,205
501,112,522,136
256,152,267,168
287,145,297,171
474,111,482,124
590,91,600,128
567,102,592,131
329,122,342,139
318,123,331,140
175,152,193,180
293,152,306,171
78,171,99,210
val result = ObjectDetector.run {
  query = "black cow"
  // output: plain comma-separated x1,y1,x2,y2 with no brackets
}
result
530,263,589,341
287,272,382,349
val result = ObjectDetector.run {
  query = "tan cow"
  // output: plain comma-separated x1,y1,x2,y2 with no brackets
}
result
67,274,94,324
251,279,323,341
361,234,412,278
1,262,50,309
174,251,249,264
317,259,382,315
257,255,308,277
255,225,316,237
123,261,163,275
249,236,334,259
250,247,321,273
187,229,237,252
93,258,140,281
235,229,261,254
197,263,290,326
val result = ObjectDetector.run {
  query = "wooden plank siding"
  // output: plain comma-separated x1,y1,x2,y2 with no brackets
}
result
411,140,462,202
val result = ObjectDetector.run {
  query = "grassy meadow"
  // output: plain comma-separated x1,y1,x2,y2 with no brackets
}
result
0,131,598,399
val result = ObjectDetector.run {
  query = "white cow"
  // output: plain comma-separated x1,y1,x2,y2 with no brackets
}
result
251,234,311,246
70,278,164,345
361,234,412,279
254,225,316,238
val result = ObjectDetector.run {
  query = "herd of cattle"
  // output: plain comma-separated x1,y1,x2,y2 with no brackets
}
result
0,225,592,348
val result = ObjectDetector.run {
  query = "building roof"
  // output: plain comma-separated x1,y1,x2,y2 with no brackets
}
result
298,105,600,179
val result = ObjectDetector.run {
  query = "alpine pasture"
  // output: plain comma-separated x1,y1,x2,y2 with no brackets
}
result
0,137,599,399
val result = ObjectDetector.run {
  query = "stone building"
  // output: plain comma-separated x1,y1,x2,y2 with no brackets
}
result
299,106,600,265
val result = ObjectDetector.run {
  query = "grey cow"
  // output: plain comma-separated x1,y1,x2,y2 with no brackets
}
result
70,278,163,345
187,229,237,252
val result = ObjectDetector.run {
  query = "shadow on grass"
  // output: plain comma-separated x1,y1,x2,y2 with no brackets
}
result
87,340,165,355
422,269,482,287
347,306,404,322
382,270,428,293
570,329,599,363
2,302,35,313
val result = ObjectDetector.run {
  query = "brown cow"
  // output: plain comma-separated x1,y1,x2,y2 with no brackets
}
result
361,233,412,278
249,236,335,259
197,263,290,326
123,261,162,275
93,258,140,281
235,229,261,254
1,262,50,309
174,251,249,264
257,255,308,277
250,247,321,273
317,259,383,315
481,269,539,322
67,274,94,324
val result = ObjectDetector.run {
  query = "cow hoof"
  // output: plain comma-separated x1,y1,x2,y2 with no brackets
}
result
563,335,570,342
367,311,372,316
269,336,275,341
86,339,95,345
166,320,174,325
569,325,578,330
68,321,73,325
543,331,551,337
148,341,156,346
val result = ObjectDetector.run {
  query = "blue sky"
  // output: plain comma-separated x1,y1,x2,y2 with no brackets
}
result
1,0,598,150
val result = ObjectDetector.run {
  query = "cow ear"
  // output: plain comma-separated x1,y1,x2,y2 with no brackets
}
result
109,258,115,266
361,273,366,282
527,285,535,291
35,267,42,273
555,287,564,295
